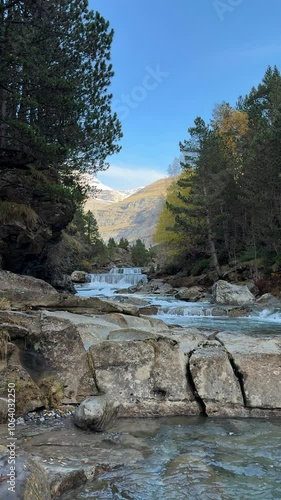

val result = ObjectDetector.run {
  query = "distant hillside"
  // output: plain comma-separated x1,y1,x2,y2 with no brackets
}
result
82,174,143,203
85,177,173,246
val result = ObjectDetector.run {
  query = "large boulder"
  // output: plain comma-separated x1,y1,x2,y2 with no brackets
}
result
0,271,60,308
212,280,255,306
189,341,244,416
217,333,281,410
24,314,96,404
71,270,90,283
74,395,120,431
89,336,198,417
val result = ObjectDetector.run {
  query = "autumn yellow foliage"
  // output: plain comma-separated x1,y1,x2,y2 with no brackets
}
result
154,173,191,256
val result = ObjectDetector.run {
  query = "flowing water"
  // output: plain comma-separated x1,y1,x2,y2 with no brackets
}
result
62,417,281,500
87,267,148,288
77,268,281,336
73,268,281,498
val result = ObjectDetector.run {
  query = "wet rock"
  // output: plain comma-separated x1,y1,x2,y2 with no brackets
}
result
114,297,149,307
71,271,90,284
0,271,60,309
138,280,175,295
175,286,206,302
74,395,120,432
256,293,281,307
189,341,244,416
211,307,227,316
227,306,251,318
139,305,159,315
48,466,90,498
0,450,51,500
217,333,281,410
212,280,255,306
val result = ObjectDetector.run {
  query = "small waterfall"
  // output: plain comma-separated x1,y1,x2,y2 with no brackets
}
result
90,267,148,287
158,304,225,318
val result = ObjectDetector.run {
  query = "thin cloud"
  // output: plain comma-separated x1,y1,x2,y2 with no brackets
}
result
219,42,281,61
98,164,167,190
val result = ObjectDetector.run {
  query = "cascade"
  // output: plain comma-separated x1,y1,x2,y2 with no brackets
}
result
90,267,148,287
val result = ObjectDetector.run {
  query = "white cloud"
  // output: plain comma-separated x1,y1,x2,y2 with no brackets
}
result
220,42,281,61
97,164,167,191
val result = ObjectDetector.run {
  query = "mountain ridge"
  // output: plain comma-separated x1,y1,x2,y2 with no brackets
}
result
85,177,173,245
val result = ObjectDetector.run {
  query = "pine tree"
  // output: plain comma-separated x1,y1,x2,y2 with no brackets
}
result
131,239,148,266
84,210,99,244
0,0,122,170
118,237,129,250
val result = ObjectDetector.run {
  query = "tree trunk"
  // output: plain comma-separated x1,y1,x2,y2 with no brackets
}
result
203,181,222,279
206,210,222,279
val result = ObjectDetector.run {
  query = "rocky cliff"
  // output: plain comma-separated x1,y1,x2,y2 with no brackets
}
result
0,157,75,288
85,177,173,245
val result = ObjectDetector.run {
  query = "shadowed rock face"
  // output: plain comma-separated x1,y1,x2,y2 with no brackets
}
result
0,164,75,287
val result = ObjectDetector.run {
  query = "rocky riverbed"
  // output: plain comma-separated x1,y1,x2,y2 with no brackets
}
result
1,270,281,498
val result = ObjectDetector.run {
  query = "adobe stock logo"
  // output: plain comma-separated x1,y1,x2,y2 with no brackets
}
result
213,0,243,21
113,65,170,121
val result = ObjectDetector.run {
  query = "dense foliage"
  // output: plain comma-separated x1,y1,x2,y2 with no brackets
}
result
0,0,122,172
156,66,281,279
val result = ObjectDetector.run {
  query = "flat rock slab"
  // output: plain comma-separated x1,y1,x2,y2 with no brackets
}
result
217,333,281,409
107,328,161,341
14,425,148,498
56,296,140,316
42,310,116,347
102,312,169,332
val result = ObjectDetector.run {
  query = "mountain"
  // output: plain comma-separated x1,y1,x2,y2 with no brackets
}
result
82,174,144,204
85,177,173,246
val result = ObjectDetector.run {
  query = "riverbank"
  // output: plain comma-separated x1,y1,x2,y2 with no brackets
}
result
1,270,281,498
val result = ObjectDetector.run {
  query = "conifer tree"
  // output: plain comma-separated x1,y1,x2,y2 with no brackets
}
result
0,0,122,170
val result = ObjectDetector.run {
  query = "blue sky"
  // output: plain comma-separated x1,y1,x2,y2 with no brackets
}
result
89,0,281,190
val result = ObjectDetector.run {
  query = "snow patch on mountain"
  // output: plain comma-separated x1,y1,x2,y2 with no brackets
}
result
83,173,143,203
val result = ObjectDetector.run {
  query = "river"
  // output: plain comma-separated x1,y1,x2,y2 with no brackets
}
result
67,269,281,499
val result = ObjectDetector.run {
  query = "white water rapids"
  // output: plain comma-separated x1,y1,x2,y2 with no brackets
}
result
76,268,281,336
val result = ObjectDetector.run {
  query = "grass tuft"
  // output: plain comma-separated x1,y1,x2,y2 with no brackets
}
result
0,201,38,227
